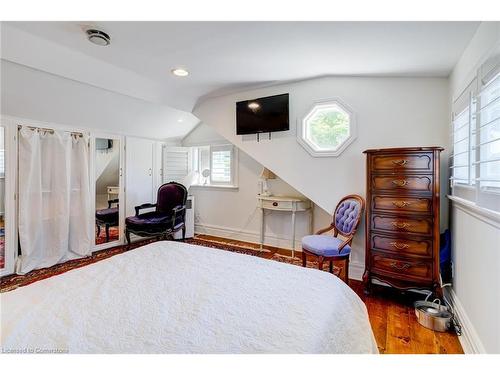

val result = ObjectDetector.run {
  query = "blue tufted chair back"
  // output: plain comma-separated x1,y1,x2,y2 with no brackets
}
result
333,195,365,237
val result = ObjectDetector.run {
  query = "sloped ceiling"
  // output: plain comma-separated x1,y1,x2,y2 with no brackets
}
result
1,21,480,138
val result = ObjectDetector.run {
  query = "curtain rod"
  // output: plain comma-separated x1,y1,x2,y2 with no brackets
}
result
18,125,84,137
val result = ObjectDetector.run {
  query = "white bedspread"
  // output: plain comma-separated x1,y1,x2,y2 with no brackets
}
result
1,241,378,353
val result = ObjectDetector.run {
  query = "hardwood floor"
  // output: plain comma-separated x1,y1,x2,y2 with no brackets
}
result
196,234,464,354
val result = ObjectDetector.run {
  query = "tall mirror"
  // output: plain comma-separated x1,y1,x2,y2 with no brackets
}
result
0,126,5,270
94,137,121,246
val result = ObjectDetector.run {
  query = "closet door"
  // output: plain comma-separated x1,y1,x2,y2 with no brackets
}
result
153,141,164,192
125,137,154,218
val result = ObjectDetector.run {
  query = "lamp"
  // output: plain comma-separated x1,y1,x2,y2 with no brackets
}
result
258,167,276,196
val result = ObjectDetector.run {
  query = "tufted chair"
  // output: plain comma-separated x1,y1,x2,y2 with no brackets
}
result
301,195,365,283
125,182,188,244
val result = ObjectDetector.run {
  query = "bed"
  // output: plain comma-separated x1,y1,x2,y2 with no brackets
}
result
1,241,378,353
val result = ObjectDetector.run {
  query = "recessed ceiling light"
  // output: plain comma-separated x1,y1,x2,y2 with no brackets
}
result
86,29,111,46
171,68,189,77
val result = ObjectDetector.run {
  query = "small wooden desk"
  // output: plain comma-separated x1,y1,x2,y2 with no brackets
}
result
257,195,313,257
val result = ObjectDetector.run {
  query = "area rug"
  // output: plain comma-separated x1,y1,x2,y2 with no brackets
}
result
95,226,120,245
0,237,339,293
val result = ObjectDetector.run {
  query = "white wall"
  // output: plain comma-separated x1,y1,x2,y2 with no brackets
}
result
447,22,500,354
183,123,333,253
194,75,450,273
0,60,199,139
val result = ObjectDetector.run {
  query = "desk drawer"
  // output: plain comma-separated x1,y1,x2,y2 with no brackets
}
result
261,199,293,210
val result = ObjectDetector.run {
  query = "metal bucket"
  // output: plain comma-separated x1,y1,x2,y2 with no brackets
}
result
414,299,453,332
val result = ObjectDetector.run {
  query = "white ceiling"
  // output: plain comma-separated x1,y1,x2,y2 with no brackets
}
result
4,21,479,112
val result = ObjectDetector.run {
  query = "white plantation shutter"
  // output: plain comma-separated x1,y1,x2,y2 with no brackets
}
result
210,144,234,185
451,79,477,202
163,146,192,183
475,51,500,212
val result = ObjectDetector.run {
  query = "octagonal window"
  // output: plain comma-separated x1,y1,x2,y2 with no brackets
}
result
299,100,356,157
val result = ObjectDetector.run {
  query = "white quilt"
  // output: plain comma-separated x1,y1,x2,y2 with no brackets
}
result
1,241,378,353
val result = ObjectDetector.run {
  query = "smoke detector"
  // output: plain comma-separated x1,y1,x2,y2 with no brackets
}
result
86,29,111,46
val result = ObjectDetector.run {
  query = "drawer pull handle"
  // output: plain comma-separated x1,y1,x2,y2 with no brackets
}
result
392,179,408,187
391,159,408,166
272,202,278,207
390,261,411,271
392,200,411,208
390,241,410,250
391,221,411,230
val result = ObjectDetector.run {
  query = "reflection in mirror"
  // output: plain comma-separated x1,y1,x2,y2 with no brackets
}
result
0,127,4,269
95,138,120,245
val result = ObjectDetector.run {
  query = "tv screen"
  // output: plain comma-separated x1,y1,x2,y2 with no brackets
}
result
236,93,289,135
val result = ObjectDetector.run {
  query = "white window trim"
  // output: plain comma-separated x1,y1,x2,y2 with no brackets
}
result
191,144,239,189
297,97,357,157
450,48,500,214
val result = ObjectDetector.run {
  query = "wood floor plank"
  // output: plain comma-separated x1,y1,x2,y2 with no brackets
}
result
365,295,388,353
385,302,413,354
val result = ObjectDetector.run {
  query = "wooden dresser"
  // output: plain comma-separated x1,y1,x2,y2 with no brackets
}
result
363,147,443,295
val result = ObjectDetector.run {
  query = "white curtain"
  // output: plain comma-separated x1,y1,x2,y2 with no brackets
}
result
17,127,91,274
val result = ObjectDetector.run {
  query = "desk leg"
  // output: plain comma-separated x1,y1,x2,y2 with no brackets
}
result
260,207,265,250
291,210,296,258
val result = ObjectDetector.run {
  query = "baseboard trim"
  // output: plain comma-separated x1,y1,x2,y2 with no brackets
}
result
444,287,486,354
195,222,365,281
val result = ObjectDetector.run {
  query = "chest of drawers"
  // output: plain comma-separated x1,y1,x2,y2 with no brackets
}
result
362,147,443,295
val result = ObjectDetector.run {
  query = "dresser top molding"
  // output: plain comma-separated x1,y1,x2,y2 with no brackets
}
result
363,146,444,154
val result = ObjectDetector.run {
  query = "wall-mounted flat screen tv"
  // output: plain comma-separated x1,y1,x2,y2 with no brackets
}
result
236,93,289,135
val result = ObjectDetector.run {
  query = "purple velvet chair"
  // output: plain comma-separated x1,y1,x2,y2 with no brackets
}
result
301,195,365,283
96,198,119,243
125,182,188,244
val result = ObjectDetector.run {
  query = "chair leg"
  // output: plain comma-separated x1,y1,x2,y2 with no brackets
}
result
344,258,350,284
301,251,307,267
105,224,110,242
329,261,333,274
318,256,324,271
96,224,101,237
182,225,186,241
125,228,131,245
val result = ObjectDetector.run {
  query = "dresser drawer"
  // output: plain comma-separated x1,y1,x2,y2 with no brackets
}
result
371,214,433,236
372,175,433,193
371,233,433,257
372,195,432,214
371,253,433,280
371,153,433,172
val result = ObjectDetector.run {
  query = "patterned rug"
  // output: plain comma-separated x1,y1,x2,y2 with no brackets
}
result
0,237,340,293
95,226,120,245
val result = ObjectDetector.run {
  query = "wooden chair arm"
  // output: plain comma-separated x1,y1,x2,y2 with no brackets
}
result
134,203,157,216
315,224,335,235
108,198,119,208
338,235,354,251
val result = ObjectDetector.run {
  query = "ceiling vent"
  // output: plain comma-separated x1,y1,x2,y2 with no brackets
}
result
86,29,111,46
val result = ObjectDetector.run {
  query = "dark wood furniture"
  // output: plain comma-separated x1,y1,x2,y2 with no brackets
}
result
302,195,365,283
125,182,187,244
362,147,443,296
95,198,119,243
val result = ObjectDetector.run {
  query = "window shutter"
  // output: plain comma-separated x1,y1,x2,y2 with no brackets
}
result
451,79,477,202
476,50,500,212
163,147,192,183
210,145,234,185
